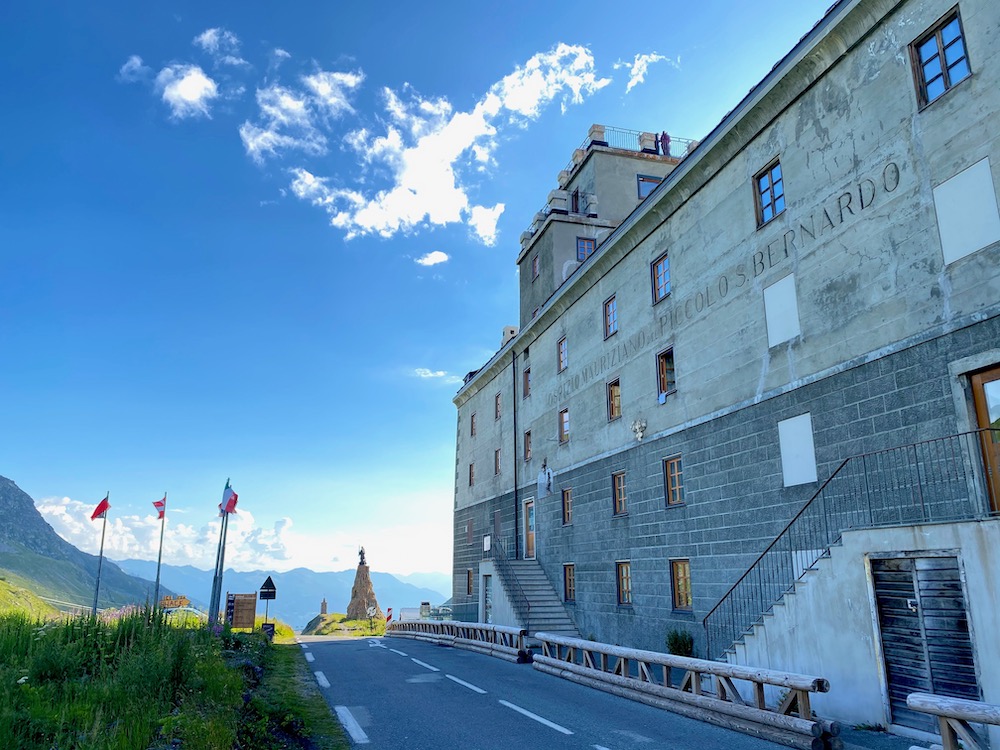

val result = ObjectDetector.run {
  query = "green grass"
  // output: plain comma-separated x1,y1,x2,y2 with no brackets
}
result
0,610,348,750
302,612,386,637
0,579,57,619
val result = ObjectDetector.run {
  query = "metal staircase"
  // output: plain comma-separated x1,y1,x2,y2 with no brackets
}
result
703,429,998,660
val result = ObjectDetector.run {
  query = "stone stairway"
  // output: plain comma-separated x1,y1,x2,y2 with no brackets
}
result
507,559,580,639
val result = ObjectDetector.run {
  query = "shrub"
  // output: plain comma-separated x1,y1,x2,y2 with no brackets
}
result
665,628,694,657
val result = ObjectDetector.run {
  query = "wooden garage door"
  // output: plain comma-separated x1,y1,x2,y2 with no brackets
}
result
872,556,979,733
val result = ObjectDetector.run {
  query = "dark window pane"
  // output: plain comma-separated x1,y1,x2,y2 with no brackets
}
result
758,175,769,192
918,38,938,62
774,194,785,214
948,57,970,84
762,204,773,222
923,56,942,81
927,77,946,101
771,164,782,183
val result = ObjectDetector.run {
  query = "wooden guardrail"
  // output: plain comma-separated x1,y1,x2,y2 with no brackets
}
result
906,693,1000,750
386,621,529,663
532,632,840,750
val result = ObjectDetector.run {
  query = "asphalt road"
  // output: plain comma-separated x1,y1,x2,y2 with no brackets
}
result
297,634,788,750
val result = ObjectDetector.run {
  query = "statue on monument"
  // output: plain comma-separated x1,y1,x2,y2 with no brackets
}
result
359,546,366,566
347,544,383,621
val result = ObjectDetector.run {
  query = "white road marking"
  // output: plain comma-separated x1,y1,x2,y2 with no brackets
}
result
300,643,309,649
334,706,370,744
305,652,315,663
314,671,330,688
499,700,573,735
446,674,486,694
389,648,408,656
368,639,386,648
594,746,612,750
411,658,440,672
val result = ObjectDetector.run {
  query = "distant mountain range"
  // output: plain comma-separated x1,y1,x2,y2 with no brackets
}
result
0,476,165,609
116,559,451,630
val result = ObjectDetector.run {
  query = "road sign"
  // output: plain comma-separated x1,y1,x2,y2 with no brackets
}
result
259,575,276,601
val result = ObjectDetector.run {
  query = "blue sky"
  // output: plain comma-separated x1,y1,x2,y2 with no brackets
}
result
0,0,829,577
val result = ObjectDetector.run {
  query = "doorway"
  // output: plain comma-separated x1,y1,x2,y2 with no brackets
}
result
482,574,492,624
871,555,979,734
971,366,1000,513
523,500,535,559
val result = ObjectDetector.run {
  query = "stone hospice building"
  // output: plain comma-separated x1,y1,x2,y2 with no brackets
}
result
451,0,1000,741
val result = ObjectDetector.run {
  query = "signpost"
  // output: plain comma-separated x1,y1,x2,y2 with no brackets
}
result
259,575,276,629
226,593,257,629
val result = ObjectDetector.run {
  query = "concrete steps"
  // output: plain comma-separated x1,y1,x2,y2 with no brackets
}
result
506,559,580,639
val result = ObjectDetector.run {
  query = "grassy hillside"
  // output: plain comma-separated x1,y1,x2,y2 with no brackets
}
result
301,612,386,637
0,577,56,619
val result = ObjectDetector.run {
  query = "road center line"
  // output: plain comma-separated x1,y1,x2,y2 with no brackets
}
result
305,652,315,663
499,700,573,735
300,643,309,649
446,674,487,694
334,706,370,745
314,671,331,688
594,746,612,750
411,658,440,672
389,648,408,657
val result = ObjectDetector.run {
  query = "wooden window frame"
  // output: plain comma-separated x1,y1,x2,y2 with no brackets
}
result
604,295,618,339
607,378,622,421
557,337,568,372
468,463,475,487
657,348,676,398
470,412,477,437
561,488,573,525
651,252,671,304
558,408,570,444
467,568,474,596
577,237,596,262
637,174,661,200
664,455,684,506
612,471,627,516
522,367,531,398
754,158,785,227
494,392,502,420
494,448,502,476
616,561,632,606
524,430,532,462
563,564,576,602
910,9,972,108
531,254,539,280
671,559,692,611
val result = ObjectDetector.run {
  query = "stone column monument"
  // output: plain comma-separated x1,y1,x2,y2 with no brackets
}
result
346,546,384,621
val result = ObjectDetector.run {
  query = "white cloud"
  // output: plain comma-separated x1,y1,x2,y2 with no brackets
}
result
302,70,363,118
468,203,504,245
155,64,219,119
117,55,151,83
35,495,451,576
193,28,247,66
415,251,449,266
288,44,606,243
614,52,679,94
412,368,463,384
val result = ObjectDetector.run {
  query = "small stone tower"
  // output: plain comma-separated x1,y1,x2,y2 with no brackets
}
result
320,598,327,615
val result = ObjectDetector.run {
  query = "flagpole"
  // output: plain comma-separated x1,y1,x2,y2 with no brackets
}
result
153,493,166,608
209,511,226,625
216,511,231,622
92,494,109,618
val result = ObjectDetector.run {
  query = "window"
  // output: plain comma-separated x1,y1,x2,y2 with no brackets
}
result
531,254,539,280
616,561,632,606
468,463,475,486
470,412,477,437
563,564,576,602
557,337,568,372
671,559,692,610
561,488,573,525
494,448,502,475
577,237,596,261
607,379,622,421
637,174,661,199
571,188,581,214
664,456,684,506
612,471,627,515
558,408,570,443
494,392,502,420
467,569,474,596
754,159,785,226
652,252,670,303
523,367,531,398
912,12,970,106
604,295,618,338
657,348,676,398
524,430,532,461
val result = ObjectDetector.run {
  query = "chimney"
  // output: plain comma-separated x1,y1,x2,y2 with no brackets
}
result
501,326,519,348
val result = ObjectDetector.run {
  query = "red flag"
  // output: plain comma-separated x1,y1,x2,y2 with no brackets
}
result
222,480,238,514
91,495,110,521
385,607,393,623
153,496,166,520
